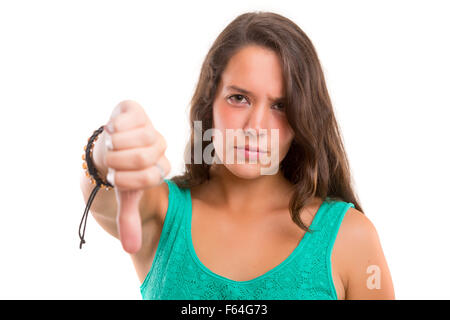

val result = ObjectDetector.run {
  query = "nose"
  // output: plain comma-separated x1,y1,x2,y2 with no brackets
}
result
242,102,269,138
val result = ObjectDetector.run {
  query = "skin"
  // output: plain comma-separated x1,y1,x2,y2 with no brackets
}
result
132,45,395,299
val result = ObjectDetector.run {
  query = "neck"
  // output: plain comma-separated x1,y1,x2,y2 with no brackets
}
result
206,164,295,216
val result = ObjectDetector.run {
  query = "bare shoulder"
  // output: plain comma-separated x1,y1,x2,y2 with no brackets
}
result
339,207,375,240
336,207,396,299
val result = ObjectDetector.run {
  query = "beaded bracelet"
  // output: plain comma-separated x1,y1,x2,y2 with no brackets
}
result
79,125,114,249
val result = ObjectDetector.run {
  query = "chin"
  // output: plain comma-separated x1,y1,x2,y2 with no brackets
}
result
224,163,265,179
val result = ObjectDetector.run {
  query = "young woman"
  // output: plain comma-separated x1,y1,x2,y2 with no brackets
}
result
81,11,395,300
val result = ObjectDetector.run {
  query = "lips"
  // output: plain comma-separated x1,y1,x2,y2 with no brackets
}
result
235,145,268,153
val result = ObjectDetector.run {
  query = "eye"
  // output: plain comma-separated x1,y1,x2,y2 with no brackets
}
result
227,94,249,105
272,103,285,112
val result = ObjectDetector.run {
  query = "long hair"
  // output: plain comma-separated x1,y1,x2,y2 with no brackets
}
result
171,11,364,232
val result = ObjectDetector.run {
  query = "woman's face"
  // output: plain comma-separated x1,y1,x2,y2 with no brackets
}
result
212,45,295,178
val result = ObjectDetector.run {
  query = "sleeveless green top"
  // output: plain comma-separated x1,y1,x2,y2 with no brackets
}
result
140,179,355,300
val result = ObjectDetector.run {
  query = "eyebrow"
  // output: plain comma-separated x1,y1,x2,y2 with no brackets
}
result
225,85,285,102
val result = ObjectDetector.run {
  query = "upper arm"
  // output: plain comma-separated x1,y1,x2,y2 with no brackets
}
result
339,207,396,300
140,181,169,226
129,182,170,283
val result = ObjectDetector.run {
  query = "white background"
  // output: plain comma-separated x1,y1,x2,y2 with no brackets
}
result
0,0,449,299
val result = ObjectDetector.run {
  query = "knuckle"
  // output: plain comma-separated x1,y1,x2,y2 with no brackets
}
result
119,99,139,110
148,149,158,165
143,127,154,145
142,169,156,186
160,136,167,151
135,151,149,167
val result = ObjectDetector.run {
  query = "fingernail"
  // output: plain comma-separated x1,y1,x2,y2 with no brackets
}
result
105,133,113,150
106,168,115,186
105,120,114,134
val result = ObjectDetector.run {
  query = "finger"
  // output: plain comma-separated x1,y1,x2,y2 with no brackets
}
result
107,111,149,134
106,124,159,151
155,155,171,178
106,101,151,133
105,137,167,170
115,188,143,254
107,157,170,190
116,100,144,115
148,156,171,186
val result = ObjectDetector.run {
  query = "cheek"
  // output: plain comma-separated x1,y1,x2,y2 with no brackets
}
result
281,127,294,146
272,121,295,154
212,102,235,154
213,101,239,131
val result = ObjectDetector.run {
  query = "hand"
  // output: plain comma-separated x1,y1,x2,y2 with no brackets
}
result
103,100,170,254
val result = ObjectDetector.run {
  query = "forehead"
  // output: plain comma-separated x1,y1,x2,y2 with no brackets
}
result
220,45,284,96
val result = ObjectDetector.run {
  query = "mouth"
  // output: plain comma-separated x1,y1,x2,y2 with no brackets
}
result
234,145,268,154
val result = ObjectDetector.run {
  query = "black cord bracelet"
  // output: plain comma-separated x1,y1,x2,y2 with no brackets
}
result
79,125,114,249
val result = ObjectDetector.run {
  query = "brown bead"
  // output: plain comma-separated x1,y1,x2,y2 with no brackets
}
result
82,154,85,160
84,145,87,151
82,162,87,169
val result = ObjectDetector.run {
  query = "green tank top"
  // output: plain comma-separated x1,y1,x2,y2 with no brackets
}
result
140,178,355,300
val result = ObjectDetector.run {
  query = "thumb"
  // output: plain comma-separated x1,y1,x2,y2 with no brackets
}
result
114,187,143,254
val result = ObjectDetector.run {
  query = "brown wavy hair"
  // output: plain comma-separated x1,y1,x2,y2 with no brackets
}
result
171,11,364,232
